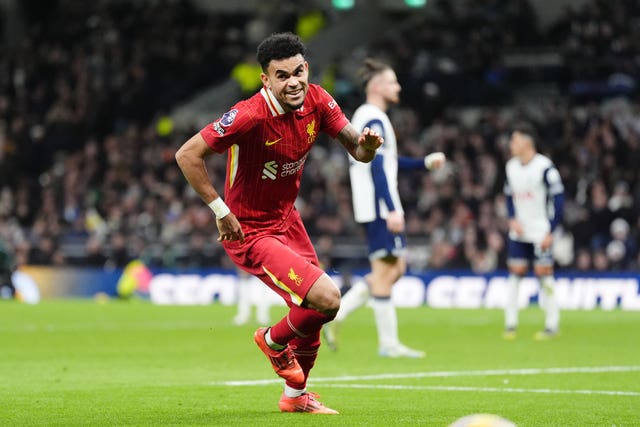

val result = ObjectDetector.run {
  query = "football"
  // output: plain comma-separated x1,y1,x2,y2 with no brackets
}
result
448,413,516,427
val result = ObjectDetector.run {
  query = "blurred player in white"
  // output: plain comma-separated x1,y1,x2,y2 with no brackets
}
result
503,122,564,340
323,58,445,357
233,269,271,326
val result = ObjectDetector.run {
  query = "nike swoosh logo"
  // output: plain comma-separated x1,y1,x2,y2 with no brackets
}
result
265,138,282,146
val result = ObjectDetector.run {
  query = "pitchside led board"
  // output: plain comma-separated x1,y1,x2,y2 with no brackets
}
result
19,265,640,310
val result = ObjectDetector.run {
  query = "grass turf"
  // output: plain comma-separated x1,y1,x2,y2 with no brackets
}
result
1,299,638,426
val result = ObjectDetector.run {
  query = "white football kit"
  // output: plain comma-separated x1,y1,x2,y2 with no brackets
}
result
503,152,564,337
504,153,564,244
349,103,401,223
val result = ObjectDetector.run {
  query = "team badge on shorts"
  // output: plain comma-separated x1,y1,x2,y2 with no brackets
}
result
288,268,303,286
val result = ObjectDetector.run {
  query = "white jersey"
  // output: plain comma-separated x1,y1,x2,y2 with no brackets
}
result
349,103,402,223
504,153,564,243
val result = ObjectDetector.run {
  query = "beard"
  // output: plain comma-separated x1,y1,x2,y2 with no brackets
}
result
285,100,304,110
280,85,307,111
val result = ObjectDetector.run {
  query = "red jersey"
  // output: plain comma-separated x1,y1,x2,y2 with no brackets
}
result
200,84,349,236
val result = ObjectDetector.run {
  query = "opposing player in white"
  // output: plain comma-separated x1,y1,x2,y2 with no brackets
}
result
233,269,271,326
503,122,564,340
323,58,445,357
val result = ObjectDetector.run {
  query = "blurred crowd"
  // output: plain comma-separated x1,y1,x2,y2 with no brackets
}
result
1,0,640,274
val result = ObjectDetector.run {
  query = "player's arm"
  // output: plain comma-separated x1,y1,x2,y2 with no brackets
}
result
544,166,565,232
335,122,383,163
504,179,523,236
540,166,565,249
398,153,446,171
369,154,404,233
549,192,564,231
539,191,563,251
175,133,244,243
175,133,220,203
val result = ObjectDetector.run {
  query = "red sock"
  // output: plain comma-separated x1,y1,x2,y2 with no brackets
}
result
286,331,320,389
269,305,331,345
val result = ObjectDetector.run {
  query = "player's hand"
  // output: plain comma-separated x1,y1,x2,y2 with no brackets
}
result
539,233,553,250
424,152,446,170
216,213,245,243
386,211,405,234
358,127,384,152
509,218,524,236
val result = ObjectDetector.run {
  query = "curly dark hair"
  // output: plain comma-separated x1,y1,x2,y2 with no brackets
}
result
256,32,306,71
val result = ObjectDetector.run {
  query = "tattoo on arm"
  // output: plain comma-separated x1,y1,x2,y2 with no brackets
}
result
337,124,360,155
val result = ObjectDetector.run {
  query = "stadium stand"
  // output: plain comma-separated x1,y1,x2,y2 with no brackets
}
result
1,0,640,274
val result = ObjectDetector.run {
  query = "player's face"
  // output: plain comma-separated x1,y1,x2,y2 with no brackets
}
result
261,54,309,112
373,68,401,105
509,131,528,157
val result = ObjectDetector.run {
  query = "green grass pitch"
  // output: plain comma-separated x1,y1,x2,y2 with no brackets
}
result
1,299,639,426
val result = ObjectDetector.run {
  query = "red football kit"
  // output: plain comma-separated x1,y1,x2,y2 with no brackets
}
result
200,84,348,306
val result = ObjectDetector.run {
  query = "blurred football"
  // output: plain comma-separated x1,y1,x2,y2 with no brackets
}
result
448,413,516,427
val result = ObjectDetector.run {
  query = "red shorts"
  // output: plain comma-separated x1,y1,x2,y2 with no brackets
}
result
222,210,324,307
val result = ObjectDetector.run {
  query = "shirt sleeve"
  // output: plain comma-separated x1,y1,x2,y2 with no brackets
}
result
317,87,349,138
544,166,564,196
504,179,515,218
544,166,565,231
199,101,253,153
398,156,425,170
371,153,396,212
550,193,564,231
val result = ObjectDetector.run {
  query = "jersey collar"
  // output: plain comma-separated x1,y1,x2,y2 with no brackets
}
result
260,87,304,116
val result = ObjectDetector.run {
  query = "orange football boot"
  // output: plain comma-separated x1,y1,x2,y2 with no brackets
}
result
253,328,304,384
278,392,339,414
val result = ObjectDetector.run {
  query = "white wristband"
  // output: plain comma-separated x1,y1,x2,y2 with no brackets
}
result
424,152,445,170
208,197,231,219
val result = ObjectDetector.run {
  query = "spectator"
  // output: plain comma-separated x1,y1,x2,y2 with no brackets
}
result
2,0,640,276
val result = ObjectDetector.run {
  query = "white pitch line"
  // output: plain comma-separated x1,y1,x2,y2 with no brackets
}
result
211,365,640,387
326,384,640,396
